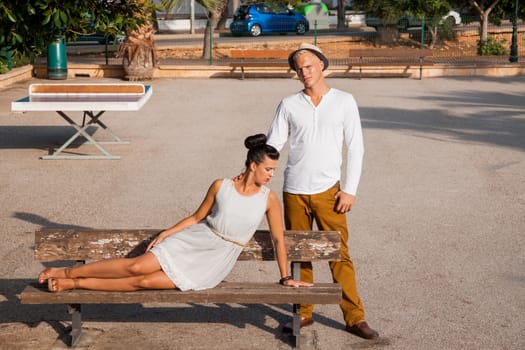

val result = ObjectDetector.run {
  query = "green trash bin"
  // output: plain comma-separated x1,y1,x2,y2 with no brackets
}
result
47,38,67,80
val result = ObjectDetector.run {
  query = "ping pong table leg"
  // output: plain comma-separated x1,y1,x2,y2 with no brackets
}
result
83,111,130,145
41,111,120,160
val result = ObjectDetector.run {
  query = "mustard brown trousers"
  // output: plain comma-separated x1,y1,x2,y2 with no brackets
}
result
283,184,365,326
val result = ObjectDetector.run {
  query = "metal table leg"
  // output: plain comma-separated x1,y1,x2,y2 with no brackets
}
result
68,304,82,347
82,111,130,145
41,110,125,160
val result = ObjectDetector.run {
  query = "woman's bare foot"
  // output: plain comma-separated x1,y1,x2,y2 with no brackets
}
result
47,278,76,293
38,267,71,284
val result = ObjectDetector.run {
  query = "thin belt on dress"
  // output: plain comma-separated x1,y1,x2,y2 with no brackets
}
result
208,225,246,247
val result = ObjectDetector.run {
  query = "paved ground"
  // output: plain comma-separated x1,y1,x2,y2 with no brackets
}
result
0,76,524,350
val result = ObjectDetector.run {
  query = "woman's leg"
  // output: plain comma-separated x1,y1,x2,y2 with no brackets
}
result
48,270,176,292
39,252,161,283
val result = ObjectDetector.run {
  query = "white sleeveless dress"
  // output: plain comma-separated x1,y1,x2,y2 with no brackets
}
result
150,178,270,291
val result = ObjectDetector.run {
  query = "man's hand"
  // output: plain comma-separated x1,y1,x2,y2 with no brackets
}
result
335,191,356,214
282,279,314,288
232,173,244,181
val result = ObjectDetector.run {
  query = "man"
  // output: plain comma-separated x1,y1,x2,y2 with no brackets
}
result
267,43,379,339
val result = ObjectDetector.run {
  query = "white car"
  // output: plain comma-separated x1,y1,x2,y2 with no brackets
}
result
442,10,462,26
366,10,462,30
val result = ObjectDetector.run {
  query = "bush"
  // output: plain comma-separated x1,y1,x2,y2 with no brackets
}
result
438,21,456,41
0,61,8,74
0,49,31,74
478,37,507,55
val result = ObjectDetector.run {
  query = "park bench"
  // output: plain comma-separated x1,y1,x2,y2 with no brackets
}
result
229,49,294,80
347,48,433,79
20,228,342,348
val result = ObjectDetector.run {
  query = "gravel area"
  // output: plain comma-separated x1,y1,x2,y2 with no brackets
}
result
1,75,524,349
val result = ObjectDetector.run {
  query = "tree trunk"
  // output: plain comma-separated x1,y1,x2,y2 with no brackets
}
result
151,10,159,32
198,0,227,59
428,26,438,49
469,0,501,52
119,24,156,81
202,14,219,60
480,12,489,44
216,3,229,30
337,0,345,30
376,25,400,45
118,1,156,81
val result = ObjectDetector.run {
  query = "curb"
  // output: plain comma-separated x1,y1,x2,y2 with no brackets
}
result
30,62,525,80
0,65,33,90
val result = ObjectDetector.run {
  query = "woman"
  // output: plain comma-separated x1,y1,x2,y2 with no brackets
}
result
39,134,312,292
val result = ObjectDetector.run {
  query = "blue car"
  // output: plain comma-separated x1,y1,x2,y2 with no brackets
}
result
230,3,309,37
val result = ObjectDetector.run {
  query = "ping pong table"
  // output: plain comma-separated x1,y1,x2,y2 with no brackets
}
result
11,83,152,160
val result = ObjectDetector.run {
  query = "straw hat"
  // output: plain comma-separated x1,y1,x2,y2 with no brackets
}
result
288,43,329,71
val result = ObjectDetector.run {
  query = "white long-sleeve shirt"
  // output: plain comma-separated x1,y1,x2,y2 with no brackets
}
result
267,88,364,195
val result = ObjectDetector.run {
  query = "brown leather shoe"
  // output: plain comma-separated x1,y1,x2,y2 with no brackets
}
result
282,317,314,333
345,321,379,339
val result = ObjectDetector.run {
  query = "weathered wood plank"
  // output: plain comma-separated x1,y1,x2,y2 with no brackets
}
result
20,282,342,305
348,48,433,58
230,49,292,60
34,229,341,262
229,62,290,68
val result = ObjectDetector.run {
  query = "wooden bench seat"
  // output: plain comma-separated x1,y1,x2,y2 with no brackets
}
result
21,229,342,348
347,48,433,79
21,282,341,305
229,49,293,80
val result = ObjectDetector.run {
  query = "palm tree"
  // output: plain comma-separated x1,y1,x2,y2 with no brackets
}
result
197,0,228,60
117,0,157,81
160,0,183,20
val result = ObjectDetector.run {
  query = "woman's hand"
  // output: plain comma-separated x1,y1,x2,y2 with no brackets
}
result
282,279,314,288
146,234,167,251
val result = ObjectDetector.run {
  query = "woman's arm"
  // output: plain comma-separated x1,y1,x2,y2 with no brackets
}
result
266,191,313,287
147,179,222,251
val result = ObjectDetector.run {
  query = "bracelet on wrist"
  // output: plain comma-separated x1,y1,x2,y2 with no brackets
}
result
279,276,293,285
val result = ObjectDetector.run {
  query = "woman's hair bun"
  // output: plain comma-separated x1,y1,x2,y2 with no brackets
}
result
244,134,267,149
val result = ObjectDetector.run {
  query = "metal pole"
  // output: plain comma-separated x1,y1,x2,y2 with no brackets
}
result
105,38,109,65
209,19,213,65
314,20,318,46
509,0,519,63
420,18,425,49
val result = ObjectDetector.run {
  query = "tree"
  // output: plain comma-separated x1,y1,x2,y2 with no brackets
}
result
159,0,184,20
216,3,231,31
197,0,228,60
406,0,455,48
353,0,408,22
448,0,525,54
0,0,159,80
337,0,346,30
354,0,457,47
117,0,158,80
0,1,145,64
489,0,525,22
352,0,412,44
466,0,503,49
